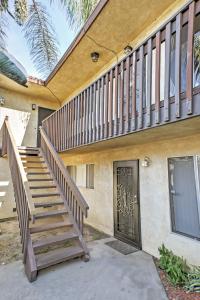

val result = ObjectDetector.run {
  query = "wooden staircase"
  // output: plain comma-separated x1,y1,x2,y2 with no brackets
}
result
2,118,89,282
21,146,89,281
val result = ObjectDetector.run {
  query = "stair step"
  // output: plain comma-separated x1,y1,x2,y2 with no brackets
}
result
27,172,50,175
34,200,64,208
22,161,45,164
32,192,60,198
34,209,68,219
36,246,84,270
18,146,39,150
20,155,43,159
28,178,53,182
19,150,39,155
25,167,47,170
30,185,56,190
30,221,73,234
33,232,79,251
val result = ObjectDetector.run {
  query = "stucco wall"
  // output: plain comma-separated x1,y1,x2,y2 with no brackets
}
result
0,88,59,219
61,133,200,266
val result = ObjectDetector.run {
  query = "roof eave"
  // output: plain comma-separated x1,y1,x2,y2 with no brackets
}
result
44,0,109,86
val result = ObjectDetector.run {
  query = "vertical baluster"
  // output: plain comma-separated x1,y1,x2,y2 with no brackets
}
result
61,107,64,151
86,88,90,144
73,99,75,148
93,83,96,141
139,46,144,129
66,103,69,149
147,39,152,126
186,1,195,115
63,105,66,149
114,65,118,135
125,57,130,132
68,102,71,148
89,86,93,143
109,70,113,137
83,90,87,144
78,207,81,230
97,79,101,140
164,23,171,122
80,93,83,145
74,97,78,147
175,13,181,118
101,77,105,139
131,52,136,131
108,70,113,137
119,61,124,134
104,73,109,138
78,95,81,146
155,31,161,124
76,96,80,146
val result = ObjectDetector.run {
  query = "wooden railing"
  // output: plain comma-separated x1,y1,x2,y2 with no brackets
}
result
40,127,89,233
2,117,35,261
43,0,200,152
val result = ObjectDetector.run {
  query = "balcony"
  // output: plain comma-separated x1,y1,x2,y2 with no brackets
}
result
43,0,200,153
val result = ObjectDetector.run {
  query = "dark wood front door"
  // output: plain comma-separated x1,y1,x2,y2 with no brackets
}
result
37,107,55,146
113,160,141,248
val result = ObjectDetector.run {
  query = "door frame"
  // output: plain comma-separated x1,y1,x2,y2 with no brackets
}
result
113,160,142,249
37,106,55,147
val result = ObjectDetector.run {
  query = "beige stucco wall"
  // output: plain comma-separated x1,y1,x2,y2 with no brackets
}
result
0,87,59,220
61,133,200,266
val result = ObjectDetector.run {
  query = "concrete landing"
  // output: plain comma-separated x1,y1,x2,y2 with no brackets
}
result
0,238,167,300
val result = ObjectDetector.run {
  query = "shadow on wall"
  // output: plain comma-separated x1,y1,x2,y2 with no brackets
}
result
0,107,31,147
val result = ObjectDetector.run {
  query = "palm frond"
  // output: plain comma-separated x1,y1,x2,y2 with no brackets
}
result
56,0,98,30
14,0,28,25
194,33,200,74
0,13,7,50
23,0,59,77
0,0,8,12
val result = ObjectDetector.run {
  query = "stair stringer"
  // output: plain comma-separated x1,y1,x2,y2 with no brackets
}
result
24,233,38,282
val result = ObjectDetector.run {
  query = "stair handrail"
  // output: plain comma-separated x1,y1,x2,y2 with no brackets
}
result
2,117,36,215
40,127,89,230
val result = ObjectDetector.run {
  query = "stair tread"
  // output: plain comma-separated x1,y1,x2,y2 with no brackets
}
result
34,200,64,208
36,246,84,270
30,221,73,234
22,161,45,164
25,167,47,169
20,155,42,158
28,178,53,182
18,146,39,150
27,172,50,175
32,192,60,198
19,150,39,154
30,185,56,189
34,209,68,219
33,232,79,250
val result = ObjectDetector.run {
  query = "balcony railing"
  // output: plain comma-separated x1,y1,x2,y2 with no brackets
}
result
43,0,200,152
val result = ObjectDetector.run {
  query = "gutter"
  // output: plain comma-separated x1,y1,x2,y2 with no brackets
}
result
45,0,109,85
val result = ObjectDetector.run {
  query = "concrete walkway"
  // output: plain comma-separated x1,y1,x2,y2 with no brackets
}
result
0,238,167,300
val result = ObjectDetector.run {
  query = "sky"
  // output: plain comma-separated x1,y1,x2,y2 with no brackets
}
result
5,1,77,79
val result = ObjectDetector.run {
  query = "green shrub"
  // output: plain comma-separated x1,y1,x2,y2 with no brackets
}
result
185,267,200,293
158,244,190,286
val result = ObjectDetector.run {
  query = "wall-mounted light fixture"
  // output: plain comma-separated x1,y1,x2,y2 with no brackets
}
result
0,96,5,106
90,52,100,62
124,45,133,55
141,156,151,167
32,104,36,111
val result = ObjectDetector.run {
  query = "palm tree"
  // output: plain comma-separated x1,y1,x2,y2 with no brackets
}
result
0,0,99,77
